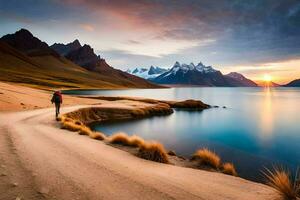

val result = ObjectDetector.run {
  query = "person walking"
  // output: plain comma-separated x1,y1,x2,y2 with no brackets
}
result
51,91,62,118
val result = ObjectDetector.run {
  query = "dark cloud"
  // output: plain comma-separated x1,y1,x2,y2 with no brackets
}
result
62,0,300,64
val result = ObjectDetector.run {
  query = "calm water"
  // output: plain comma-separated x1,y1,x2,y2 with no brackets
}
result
64,87,300,181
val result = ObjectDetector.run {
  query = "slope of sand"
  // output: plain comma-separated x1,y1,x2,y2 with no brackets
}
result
0,81,101,111
0,82,279,200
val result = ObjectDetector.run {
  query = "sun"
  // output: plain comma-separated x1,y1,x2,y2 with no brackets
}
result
263,74,272,82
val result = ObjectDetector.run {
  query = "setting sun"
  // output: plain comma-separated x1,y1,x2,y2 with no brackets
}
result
263,74,272,82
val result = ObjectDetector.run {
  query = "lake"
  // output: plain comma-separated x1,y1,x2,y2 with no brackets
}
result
63,87,300,181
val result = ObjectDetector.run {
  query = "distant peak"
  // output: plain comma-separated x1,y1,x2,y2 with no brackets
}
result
173,61,181,67
226,72,245,78
196,62,204,67
15,28,33,37
81,44,94,52
72,39,81,46
82,44,91,48
18,28,31,33
228,72,240,75
132,68,139,73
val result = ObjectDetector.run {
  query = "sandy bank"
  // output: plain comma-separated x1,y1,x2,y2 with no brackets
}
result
63,103,173,125
80,95,210,110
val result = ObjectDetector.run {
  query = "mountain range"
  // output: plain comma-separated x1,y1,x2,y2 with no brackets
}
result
0,29,299,88
127,62,300,87
0,29,157,89
149,62,258,87
126,66,168,80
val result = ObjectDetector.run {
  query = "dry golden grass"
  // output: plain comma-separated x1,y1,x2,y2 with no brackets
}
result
63,117,73,122
138,142,169,163
78,126,93,136
128,135,145,147
61,121,82,132
89,131,106,140
75,120,83,126
264,167,300,200
222,163,238,176
109,133,145,147
109,132,131,145
192,148,221,169
130,104,173,118
60,115,106,140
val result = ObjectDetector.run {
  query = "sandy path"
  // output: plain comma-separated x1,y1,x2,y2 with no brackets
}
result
0,105,278,200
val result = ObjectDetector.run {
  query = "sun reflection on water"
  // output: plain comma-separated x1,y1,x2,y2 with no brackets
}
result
259,87,274,140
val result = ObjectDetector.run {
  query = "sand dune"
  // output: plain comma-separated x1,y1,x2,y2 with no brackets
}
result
0,104,279,200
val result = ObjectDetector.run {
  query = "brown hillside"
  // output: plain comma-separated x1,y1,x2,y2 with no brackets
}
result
0,42,158,89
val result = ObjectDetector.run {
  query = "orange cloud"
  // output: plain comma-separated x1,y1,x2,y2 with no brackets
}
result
79,23,95,32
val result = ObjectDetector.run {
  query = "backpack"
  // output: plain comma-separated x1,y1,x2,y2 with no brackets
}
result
53,93,61,103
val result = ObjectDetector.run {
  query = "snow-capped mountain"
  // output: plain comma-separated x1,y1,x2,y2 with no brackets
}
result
152,62,257,87
161,62,217,77
126,66,168,80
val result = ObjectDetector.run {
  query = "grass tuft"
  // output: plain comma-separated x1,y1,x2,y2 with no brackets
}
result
78,126,93,136
75,120,83,125
192,148,221,169
263,167,300,200
61,121,81,132
138,142,169,163
129,135,145,147
222,163,238,176
63,117,73,122
89,131,106,140
109,132,131,145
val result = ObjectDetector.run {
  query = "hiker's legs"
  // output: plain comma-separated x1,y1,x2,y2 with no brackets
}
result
57,103,60,114
55,103,60,117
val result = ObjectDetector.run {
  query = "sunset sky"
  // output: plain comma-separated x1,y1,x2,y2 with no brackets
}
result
1,0,300,84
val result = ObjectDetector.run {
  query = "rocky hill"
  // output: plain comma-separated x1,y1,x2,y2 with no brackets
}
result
0,29,159,89
51,39,81,56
